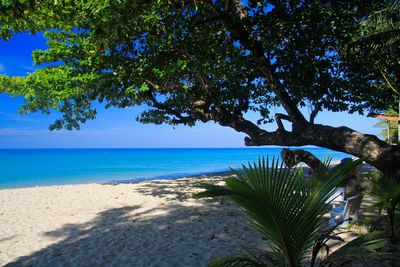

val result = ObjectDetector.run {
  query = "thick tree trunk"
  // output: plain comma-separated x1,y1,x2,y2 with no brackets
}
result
302,124,400,178
213,6,400,179
280,148,326,170
242,122,400,179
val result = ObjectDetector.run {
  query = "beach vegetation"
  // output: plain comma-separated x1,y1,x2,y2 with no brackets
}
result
345,0,400,96
0,1,399,177
194,157,384,266
356,171,400,242
373,108,399,144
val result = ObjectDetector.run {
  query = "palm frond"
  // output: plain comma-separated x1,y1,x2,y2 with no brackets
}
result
358,3,400,52
345,2,400,93
207,255,265,267
321,232,387,265
368,172,400,239
195,157,363,266
207,244,288,267
193,183,234,198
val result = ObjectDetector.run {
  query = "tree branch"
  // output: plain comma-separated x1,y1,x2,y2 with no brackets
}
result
309,102,321,124
142,80,196,125
281,148,326,171
243,121,400,177
224,0,231,12
201,1,308,127
193,15,222,26
216,113,268,139
274,113,292,131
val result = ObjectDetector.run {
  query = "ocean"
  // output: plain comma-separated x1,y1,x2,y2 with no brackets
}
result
0,147,351,188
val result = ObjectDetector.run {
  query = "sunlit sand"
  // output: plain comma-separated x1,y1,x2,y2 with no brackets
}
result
0,173,266,266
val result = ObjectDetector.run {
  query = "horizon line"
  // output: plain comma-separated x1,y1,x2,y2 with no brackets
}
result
0,146,321,150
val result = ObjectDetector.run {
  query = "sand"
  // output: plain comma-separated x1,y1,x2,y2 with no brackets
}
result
0,174,266,267
1,169,378,267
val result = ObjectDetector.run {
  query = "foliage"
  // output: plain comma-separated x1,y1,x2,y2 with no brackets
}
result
319,231,386,266
0,1,395,130
345,0,400,95
310,222,346,266
193,157,383,266
368,171,400,241
1,1,399,176
374,108,399,144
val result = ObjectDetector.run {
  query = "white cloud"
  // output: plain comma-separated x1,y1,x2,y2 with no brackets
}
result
21,65,36,72
0,112,36,123
0,127,48,136
0,126,133,138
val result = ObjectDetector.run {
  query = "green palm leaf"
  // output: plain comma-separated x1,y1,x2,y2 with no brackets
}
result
321,232,386,266
368,172,400,240
194,157,363,266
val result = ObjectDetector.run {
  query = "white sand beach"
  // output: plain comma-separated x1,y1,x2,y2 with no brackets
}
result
1,165,380,267
0,173,266,267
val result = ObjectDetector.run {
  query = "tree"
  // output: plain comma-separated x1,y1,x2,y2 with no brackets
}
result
374,108,399,144
346,0,399,94
1,1,399,176
368,172,400,242
346,0,400,146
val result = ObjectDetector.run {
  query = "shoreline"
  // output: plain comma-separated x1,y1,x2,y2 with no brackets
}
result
0,159,351,190
0,147,352,189
0,169,235,191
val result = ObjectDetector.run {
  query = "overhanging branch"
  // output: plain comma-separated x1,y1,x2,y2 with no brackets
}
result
200,1,308,127
213,112,306,147
142,81,196,125
275,113,292,131
281,148,326,171
309,102,322,124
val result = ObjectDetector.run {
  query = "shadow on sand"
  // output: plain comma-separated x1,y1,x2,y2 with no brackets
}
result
5,190,264,267
115,172,233,202
6,173,381,267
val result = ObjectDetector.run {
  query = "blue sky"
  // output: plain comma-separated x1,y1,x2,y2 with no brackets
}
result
0,33,384,148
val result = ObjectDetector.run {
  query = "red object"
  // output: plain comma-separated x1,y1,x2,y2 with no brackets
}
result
367,113,400,122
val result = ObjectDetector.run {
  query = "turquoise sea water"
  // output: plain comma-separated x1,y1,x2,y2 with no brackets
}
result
0,148,351,189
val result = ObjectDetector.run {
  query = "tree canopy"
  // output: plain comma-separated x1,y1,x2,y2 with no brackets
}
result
1,0,399,175
1,0,394,127
345,0,399,102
